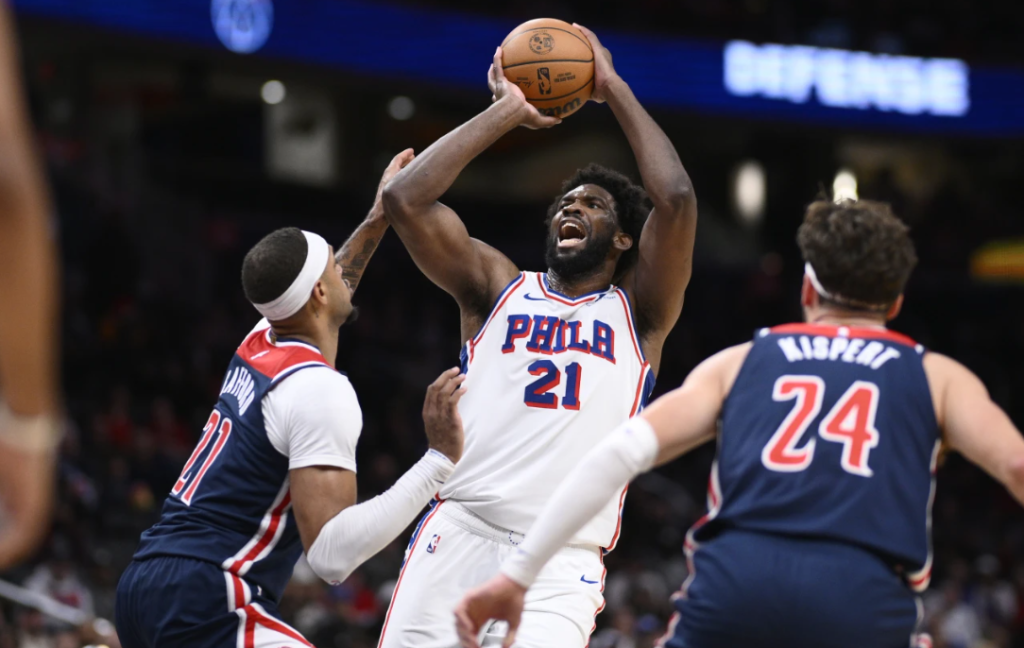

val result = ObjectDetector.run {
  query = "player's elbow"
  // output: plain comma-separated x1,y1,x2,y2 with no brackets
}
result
649,182,695,217
305,527,358,586
381,181,415,225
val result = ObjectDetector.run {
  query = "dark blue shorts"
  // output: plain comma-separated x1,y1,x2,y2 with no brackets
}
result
665,530,921,648
115,556,311,648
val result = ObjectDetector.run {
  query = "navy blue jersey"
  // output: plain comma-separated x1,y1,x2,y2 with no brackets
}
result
689,323,941,593
134,325,334,603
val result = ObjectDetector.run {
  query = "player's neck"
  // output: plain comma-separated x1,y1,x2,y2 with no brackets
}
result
806,308,888,330
546,268,612,298
269,324,339,368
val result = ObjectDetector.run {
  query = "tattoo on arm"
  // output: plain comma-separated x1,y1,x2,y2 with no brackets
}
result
335,214,388,295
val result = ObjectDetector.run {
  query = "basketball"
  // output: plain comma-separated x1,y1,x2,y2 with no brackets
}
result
501,18,594,119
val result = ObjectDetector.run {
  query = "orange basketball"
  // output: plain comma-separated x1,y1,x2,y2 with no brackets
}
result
501,18,594,119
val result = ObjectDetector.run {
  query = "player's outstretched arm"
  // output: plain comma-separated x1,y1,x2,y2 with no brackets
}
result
334,149,415,296
382,48,557,320
575,26,697,367
454,345,749,648
291,368,466,585
925,353,1024,506
0,0,60,571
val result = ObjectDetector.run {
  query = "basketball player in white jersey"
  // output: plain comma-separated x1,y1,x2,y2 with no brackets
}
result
379,26,697,648
0,0,61,570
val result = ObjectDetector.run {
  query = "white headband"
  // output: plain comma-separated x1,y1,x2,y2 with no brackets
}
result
804,262,890,312
804,262,835,301
253,231,331,321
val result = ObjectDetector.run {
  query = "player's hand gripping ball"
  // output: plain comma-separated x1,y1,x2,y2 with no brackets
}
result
500,18,594,119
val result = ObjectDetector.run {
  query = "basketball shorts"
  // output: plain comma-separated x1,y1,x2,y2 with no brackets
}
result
115,556,312,648
662,529,924,648
377,500,606,648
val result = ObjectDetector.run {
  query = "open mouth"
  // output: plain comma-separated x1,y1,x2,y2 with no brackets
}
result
557,219,587,249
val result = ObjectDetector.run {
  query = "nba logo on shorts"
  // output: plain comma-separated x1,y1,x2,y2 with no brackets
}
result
211,0,274,54
426,534,441,554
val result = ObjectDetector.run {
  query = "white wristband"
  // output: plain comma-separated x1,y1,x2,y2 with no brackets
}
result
0,400,60,453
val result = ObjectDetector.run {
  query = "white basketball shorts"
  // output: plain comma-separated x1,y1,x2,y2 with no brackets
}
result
376,500,606,648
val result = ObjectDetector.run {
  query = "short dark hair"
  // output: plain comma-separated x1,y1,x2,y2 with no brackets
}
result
546,163,651,281
241,227,308,305
797,199,918,310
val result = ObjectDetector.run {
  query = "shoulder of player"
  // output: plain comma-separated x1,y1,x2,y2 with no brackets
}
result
270,366,360,409
689,342,752,394
922,351,987,398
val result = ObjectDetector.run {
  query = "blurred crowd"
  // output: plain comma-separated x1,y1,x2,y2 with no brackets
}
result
400,0,1024,64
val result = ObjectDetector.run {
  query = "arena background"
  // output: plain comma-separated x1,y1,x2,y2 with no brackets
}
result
1,1,1023,646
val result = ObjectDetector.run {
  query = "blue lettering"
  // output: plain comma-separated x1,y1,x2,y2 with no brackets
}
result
551,321,567,353
502,314,532,354
591,321,615,363
566,321,590,353
526,316,561,354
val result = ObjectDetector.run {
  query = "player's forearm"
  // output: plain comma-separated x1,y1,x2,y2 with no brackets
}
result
0,1,59,418
500,418,659,588
334,205,388,296
383,97,526,216
603,77,694,213
305,450,454,585
0,215,58,417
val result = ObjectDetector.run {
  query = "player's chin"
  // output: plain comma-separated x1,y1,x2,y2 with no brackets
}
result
340,305,359,326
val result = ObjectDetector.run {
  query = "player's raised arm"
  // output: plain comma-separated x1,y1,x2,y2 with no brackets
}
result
291,368,466,585
925,353,1024,506
334,148,415,296
574,26,697,363
382,48,558,318
454,344,748,648
0,0,60,571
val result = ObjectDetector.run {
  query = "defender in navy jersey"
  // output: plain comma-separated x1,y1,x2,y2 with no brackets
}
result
116,152,468,648
457,199,1024,648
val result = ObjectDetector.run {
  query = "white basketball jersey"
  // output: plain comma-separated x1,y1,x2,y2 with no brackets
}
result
440,272,655,548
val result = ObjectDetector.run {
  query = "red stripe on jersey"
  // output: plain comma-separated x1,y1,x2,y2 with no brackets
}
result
536,274,604,306
246,605,314,647
237,327,330,379
377,500,446,648
469,274,527,363
583,555,608,648
629,362,651,416
244,612,257,648
769,323,918,348
908,566,932,589
231,574,247,610
227,492,292,574
604,485,630,551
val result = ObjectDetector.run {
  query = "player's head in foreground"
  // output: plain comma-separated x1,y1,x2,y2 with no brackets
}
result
798,198,918,324
544,163,651,285
242,227,354,334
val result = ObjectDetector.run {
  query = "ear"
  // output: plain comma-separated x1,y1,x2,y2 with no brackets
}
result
613,231,633,253
885,294,904,321
311,279,330,306
801,274,818,309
